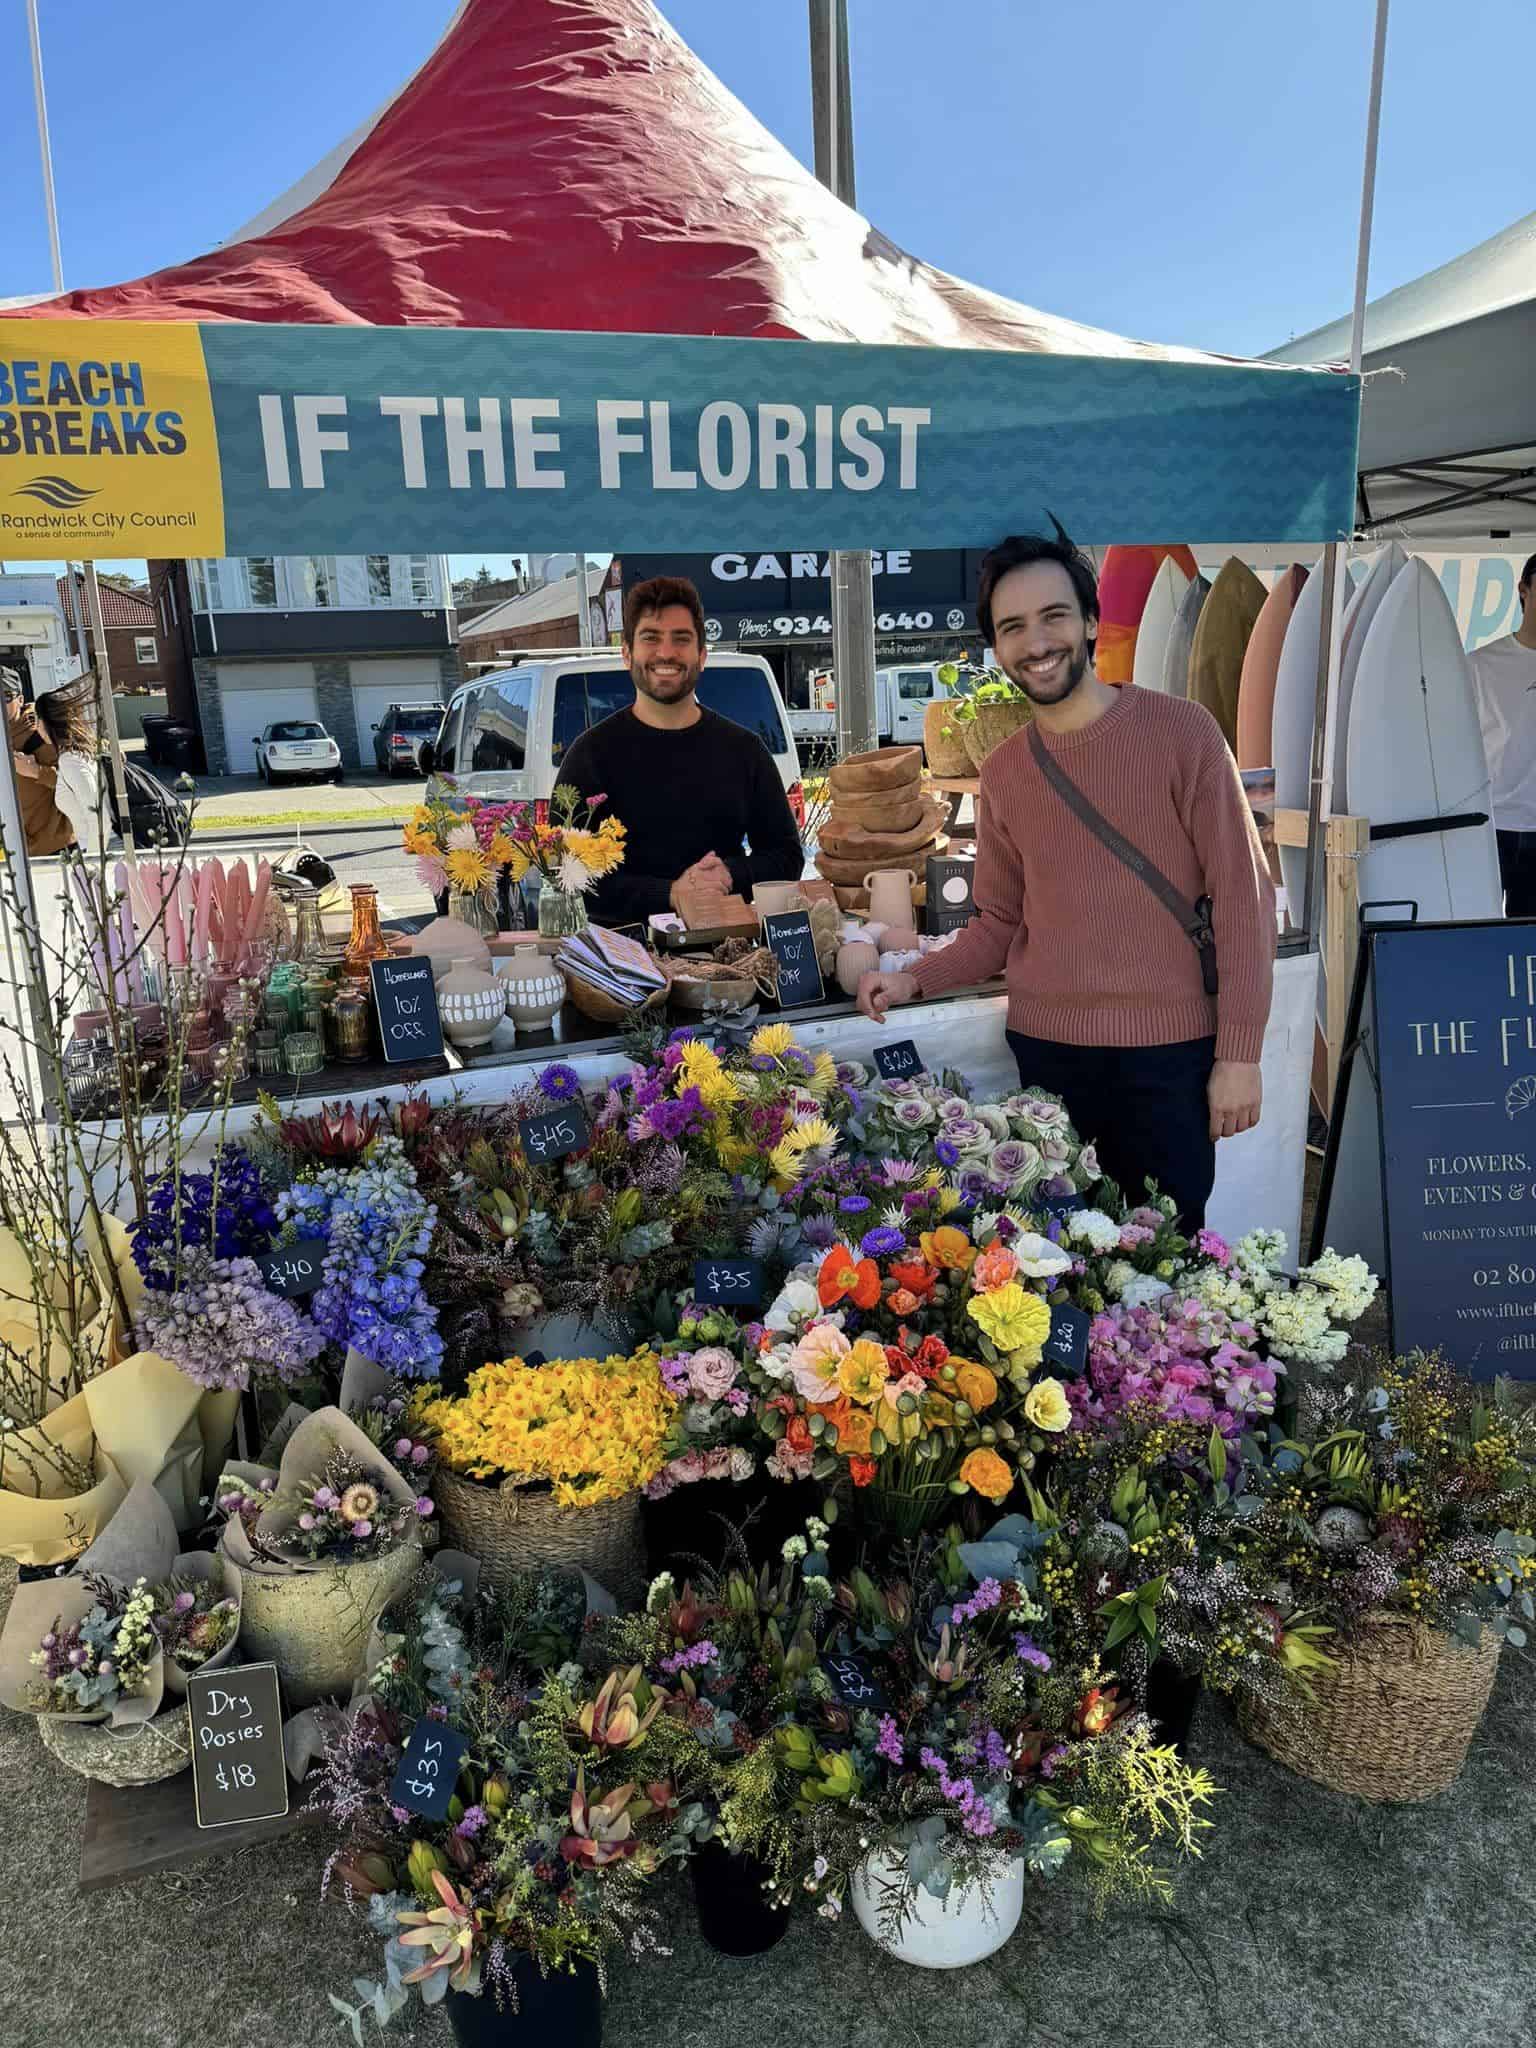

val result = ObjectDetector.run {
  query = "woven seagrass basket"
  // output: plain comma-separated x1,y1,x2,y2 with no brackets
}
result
961,700,1032,769
922,700,972,778
39,1702,193,1787
560,962,668,1026
434,1467,645,1606
1237,1612,1501,1803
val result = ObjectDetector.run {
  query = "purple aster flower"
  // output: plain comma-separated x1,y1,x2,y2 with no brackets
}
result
838,1195,871,1214
935,1138,960,1168
537,1062,581,1102
749,1053,778,1072
860,1224,907,1259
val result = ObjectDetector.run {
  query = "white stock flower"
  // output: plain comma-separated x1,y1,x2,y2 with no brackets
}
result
1065,1208,1122,1254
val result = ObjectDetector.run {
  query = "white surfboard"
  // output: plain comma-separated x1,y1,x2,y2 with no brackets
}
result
1346,557,1502,923
1160,573,1209,699
1271,561,1328,921
1131,556,1191,694
1332,540,1409,811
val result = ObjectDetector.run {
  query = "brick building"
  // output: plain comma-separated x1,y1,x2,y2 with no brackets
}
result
56,574,171,694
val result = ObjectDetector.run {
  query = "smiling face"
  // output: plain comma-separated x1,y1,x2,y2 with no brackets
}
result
625,603,706,705
988,560,1095,706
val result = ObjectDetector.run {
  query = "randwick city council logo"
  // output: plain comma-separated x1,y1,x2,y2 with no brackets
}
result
10,474,100,509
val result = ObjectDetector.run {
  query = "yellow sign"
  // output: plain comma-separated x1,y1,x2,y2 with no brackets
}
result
0,319,224,558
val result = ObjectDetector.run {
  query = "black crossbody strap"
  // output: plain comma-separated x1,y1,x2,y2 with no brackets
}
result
1027,723,1218,996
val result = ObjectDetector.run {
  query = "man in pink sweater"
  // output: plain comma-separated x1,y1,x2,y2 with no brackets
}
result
858,530,1275,1229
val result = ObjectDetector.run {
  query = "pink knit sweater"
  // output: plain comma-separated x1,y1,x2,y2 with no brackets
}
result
912,687,1275,1062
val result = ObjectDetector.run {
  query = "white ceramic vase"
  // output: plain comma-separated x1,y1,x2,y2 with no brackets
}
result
437,960,507,1048
850,1849,1023,1969
496,954,567,1032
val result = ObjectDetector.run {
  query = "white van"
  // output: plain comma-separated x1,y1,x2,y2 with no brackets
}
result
427,650,807,826
803,661,950,748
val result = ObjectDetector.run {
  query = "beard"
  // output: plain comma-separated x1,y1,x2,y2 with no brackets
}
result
631,652,703,705
1000,634,1091,706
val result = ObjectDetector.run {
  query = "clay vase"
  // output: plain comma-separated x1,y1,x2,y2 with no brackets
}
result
437,959,506,1048
407,914,492,981
864,870,917,930
923,699,972,777
836,939,879,995
496,954,568,1033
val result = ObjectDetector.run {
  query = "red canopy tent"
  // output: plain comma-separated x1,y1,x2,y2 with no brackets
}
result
11,0,1214,361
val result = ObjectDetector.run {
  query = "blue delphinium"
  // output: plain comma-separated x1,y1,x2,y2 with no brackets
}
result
131,1147,278,1289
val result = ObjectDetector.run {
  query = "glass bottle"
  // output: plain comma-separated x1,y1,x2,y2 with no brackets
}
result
536,878,590,939
342,883,390,986
290,889,327,964
329,985,372,1062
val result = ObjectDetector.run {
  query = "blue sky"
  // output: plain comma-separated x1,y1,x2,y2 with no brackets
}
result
1,0,1530,578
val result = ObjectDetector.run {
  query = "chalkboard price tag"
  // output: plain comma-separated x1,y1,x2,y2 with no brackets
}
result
761,911,825,1009
370,957,444,1065
519,1103,591,1164
873,1037,924,1081
821,1651,888,1712
693,1257,763,1307
256,1244,324,1298
1038,1189,1087,1221
390,1716,469,1822
1042,1301,1092,1377
187,1662,289,1829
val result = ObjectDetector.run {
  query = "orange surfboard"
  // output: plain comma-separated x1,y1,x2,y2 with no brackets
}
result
1096,544,1200,684
1236,563,1307,770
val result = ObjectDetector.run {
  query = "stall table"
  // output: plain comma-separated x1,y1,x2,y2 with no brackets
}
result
929,777,981,844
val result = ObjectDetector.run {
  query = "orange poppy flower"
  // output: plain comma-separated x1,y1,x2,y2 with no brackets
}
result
848,1455,878,1488
890,1261,937,1299
919,1225,975,1273
834,1409,876,1456
809,1395,854,1436
818,1245,882,1311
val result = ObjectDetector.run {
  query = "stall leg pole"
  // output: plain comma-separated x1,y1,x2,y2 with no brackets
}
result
0,727,55,1117
810,0,878,761
1300,0,1390,946
81,564,136,869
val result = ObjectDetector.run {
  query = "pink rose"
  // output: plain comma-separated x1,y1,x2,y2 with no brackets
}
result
687,1346,740,1401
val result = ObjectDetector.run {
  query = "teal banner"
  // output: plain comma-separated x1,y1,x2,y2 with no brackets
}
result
193,324,1358,554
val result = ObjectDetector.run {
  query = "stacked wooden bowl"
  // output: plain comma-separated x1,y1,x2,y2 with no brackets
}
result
814,746,947,913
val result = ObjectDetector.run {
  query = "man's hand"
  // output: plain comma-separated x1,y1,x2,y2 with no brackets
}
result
1208,1059,1262,1141
669,852,734,911
857,968,920,1022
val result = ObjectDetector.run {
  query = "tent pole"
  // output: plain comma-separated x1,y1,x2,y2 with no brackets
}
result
25,0,65,296
0,721,54,1117
810,0,877,761
1301,0,1390,944
81,564,137,871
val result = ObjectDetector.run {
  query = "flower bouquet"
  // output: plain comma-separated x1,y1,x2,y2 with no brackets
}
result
216,1406,435,1708
413,1351,676,1604
1179,1229,1379,1372
0,1479,242,1784
1223,1354,1536,1802
320,1640,702,2045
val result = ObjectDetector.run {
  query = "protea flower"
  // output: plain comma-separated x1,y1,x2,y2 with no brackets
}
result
395,1870,483,1996
280,1101,382,1160
560,1768,641,1868
576,1666,664,1752
1072,1685,1127,1739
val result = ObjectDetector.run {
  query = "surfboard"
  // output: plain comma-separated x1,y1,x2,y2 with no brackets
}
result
1333,540,1409,811
1096,544,1200,684
1131,556,1191,694
1236,563,1306,770
1271,562,1329,920
1188,558,1266,751
1160,573,1210,699
1347,557,1502,923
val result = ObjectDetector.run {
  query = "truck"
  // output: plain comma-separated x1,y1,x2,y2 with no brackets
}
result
793,660,953,750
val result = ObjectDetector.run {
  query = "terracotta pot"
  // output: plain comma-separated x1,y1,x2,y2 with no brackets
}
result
962,700,1032,769
923,699,973,777
406,915,492,980
437,961,507,1048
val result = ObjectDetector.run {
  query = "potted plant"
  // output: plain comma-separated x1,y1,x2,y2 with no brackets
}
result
936,668,1033,770
923,663,976,777
1223,1354,1536,1802
320,1573,704,2047
412,1349,675,1605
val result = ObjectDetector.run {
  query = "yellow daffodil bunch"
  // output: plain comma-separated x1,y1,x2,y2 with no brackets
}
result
414,1350,675,1507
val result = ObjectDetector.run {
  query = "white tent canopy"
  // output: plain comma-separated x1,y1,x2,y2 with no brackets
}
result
1267,209,1536,546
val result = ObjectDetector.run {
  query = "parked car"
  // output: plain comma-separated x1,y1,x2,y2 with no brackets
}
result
254,720,344,785
371,702,445,776
423,651,806,823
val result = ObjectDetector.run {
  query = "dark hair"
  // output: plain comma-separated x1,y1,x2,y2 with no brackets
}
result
976,521,1099,646
1520,553,1536,592
622,574,706,649
35,678,99,756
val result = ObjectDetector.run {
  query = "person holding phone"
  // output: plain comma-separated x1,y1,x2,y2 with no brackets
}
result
857,530,1275,1230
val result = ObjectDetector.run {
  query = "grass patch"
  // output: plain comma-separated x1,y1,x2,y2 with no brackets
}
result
191,805,413,833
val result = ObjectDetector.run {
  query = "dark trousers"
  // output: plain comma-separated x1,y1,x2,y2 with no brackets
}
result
1498,831,1536,919
1005,1031,1217,1231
